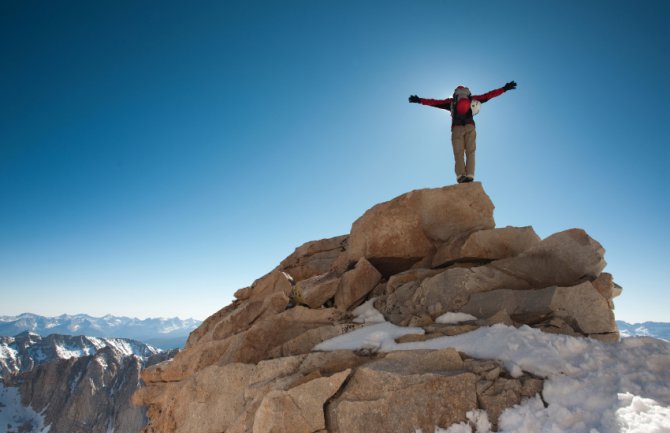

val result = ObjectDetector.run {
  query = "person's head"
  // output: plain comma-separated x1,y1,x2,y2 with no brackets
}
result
453,86,471,99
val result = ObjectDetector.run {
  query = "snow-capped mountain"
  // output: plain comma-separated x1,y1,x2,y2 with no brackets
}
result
617,320,670,341
0,313,201,349
0,332,174,433
0,331,162,378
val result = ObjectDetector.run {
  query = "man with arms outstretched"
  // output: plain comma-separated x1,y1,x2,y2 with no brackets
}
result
409,81,516,183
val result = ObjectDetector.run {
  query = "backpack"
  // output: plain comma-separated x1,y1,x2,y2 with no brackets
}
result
450,86,481,117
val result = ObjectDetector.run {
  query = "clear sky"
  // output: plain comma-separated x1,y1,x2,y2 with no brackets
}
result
1,0,668,322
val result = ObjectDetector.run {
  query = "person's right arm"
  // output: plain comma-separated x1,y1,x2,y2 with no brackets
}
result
409,95,452,110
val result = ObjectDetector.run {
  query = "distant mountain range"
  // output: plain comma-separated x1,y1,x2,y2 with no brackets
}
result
0,313,202,349
617,320,670,341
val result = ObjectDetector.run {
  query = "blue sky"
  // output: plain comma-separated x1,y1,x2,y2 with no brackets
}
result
1,1,668,322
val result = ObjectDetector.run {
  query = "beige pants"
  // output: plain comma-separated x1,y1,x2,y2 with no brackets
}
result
451,124,477,178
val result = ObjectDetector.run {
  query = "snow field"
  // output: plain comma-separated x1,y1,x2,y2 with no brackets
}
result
0,383,50,433
314,303,670,433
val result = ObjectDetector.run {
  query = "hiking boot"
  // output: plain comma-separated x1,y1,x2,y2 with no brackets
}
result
457,175,467,184
462,176,474,183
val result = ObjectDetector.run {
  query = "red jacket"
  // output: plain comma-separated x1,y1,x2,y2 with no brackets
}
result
418,87,507,129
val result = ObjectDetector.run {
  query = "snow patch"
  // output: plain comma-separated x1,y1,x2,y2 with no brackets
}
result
436,312,478,325
314,322,424,353
616,392,670,433
352,298,386,324
0,383,50,433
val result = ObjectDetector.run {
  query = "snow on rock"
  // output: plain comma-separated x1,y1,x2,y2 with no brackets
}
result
313,322,424,353
431,410,492,433
0,383,49,433
352,298,387,324
316,322,670,433
436,312,478,325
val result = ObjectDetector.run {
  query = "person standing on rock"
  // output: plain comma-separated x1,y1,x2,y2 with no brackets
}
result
409,81,517,184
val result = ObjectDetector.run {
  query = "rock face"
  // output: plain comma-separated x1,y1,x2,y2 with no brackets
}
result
0,332,172,433
134,183,622,433
347,183,495,275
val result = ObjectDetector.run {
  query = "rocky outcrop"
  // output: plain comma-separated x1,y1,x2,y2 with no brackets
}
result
134,183,622,433
347,183,494,275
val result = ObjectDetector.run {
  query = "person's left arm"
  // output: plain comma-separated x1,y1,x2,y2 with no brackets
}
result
472,81,516,103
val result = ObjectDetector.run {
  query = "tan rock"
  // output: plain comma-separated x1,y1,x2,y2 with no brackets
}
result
234,307,344,364
347,183,495,276
211,297,272,341
535,317,581,337
267,324,352,359
431,233,474,268
248,270,295,301
234,286,252,300
485,310,515,326
459,281,618,337
298,350,371,377
408,313,434,327
478,378,523,429
550,282,618,336
328,366,477,433
143,362,256,433
188,273,292,348
280,235,348,282
149,307,343,383
462,226,540,259
592,272,623,302
412,229,608,316
590,333,621,343
292,271,340,308
252,370,350,433
374,280,421,324
395,333,443,343
489,228,606,288
251,356,306,387
424,323,480,336
521,377,544,398
186,301,239,348
368,349,464,374
434,223,541,268
387,268,443,293
334,257,382,311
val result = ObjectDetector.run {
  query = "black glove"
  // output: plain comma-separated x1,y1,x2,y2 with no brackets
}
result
503,81,517,91
408,95,421,103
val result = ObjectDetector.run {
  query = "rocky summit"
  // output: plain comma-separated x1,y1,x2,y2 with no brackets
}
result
133,182,622,433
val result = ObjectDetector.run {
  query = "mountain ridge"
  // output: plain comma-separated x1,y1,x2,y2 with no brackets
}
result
0,332,163,379
0,331,175,433
617,320,670,341
0,313,202,349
